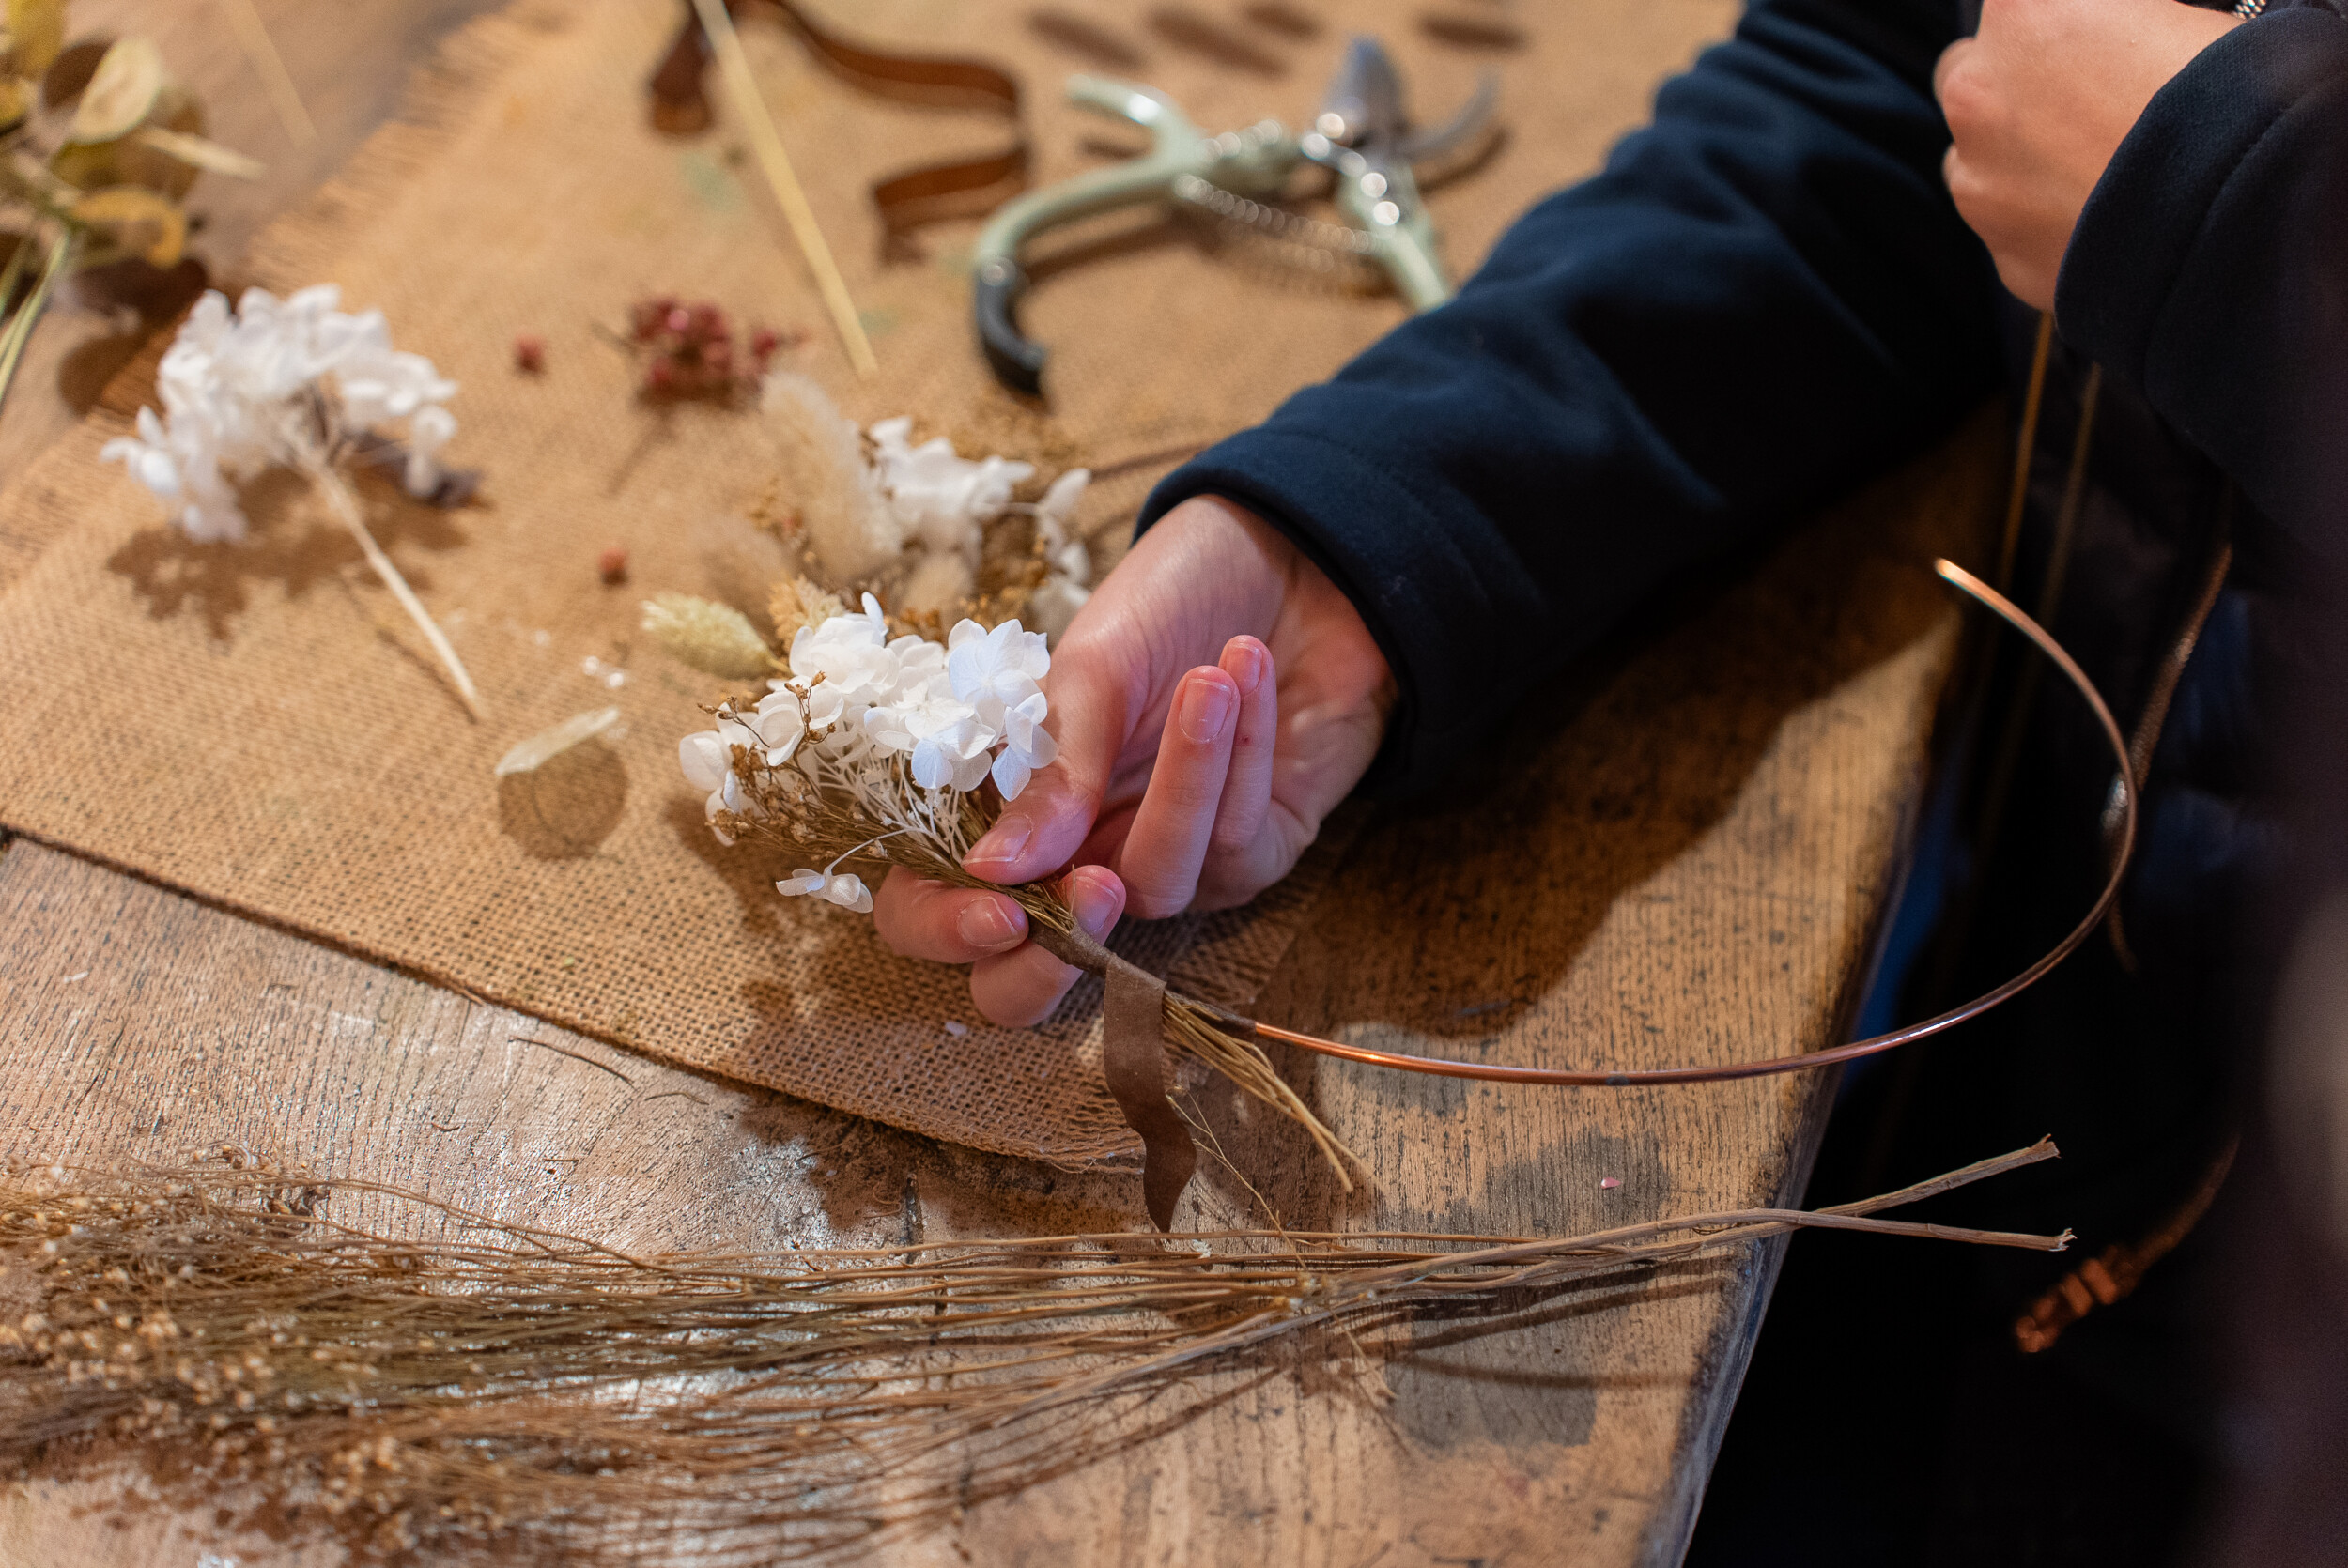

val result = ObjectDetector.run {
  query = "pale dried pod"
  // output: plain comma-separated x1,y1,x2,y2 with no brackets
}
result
493,707,623,778
640,592,775,679
67,36,162,144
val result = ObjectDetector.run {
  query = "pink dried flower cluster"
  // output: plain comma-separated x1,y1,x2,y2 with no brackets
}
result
627,297,798,402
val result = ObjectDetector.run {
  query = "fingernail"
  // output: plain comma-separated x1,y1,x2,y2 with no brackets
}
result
1071,874,1123,937
957,897,1024,951
1178,673,1236,745
1223,638,1267,695
968,813,1031,868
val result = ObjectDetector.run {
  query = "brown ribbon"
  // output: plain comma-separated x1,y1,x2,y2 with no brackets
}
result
1027,920,1197,1232
648,0,1029,260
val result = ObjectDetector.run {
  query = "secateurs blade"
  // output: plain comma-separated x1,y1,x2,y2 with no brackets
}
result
971,37,1495,394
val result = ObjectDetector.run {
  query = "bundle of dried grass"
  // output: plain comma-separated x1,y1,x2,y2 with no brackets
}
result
0,1142,2067,1563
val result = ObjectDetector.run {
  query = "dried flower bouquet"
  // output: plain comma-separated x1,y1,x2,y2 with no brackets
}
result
677,598,1352,1210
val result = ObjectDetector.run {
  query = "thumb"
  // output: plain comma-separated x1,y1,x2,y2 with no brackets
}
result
964,648,1130,884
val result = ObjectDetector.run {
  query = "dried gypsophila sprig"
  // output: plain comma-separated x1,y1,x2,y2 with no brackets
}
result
0,1142,2066,1565
677,595,1357,1181
102,284,482,717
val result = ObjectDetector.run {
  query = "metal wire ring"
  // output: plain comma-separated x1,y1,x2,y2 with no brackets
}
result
1225,559,2135,1086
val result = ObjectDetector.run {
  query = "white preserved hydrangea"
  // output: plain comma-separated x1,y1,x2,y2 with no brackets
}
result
101,284,459,544
867,416,1033,561
677,599,1057,915
99,284,484,718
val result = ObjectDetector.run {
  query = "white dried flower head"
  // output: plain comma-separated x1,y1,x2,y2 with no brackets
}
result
773,868,873,914
1034,468,1089,535
819,873,874,913
867,417,1033,562
684,601,1059,914
404,405,456,497
788,593,893,713
678,731,731,795
991,689,1058,801
947,617,1049,718
749,687,805,764
101,285,458,543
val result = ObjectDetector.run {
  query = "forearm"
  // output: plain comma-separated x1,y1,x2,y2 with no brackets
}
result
1142,0,2001,796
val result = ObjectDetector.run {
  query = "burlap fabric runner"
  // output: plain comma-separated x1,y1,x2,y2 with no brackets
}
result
0,0,1725,1164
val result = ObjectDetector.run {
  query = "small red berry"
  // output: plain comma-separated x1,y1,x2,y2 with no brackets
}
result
749,327,780,358
664,305,692,336
512,334,546,374
645,358,674,392
598,546,629,585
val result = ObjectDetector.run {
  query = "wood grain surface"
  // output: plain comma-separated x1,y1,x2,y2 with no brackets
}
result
0,2,2002,1563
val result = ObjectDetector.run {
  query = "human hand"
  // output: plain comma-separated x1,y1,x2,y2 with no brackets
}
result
871,495,1394,1024
1937,0,2239,310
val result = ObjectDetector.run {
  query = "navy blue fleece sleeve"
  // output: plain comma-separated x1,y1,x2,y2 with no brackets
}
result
2057,4,2348,553
1140,0,2001,796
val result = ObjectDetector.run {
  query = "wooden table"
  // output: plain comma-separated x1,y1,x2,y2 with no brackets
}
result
0,4,1995,1563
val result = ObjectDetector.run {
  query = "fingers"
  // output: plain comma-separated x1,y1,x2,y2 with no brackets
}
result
970,865,1127,1026
1931,36,1970,108
872,868,1030,964
1110,665,1242,918
1207,636,1276,859
965,643,1125,885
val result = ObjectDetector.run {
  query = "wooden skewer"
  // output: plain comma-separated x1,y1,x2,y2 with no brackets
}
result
688,0,878,379
216,0,318,146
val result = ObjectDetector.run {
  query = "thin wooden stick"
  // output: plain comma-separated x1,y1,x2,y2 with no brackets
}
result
308,459,485,720
215,0,318,146
689,0,878,378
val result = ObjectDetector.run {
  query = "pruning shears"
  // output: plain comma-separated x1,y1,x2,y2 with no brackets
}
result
971,37,1496,394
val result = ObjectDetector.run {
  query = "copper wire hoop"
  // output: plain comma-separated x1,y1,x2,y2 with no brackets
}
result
1221,559,2135,1086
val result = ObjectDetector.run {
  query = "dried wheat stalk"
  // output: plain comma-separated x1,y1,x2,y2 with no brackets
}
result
0,1141,2064,1562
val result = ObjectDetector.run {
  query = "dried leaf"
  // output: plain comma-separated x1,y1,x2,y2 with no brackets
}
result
39,36,105,108
131,126,263,181
67,36,162,144
3,0,66,79
70,185,184,268
494,706,623,777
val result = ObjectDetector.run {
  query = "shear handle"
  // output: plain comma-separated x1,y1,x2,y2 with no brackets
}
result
1398,72,1499,165
971,77,1210,393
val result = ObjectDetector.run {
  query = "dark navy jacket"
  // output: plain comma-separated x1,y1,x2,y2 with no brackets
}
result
1141,0,2348,1279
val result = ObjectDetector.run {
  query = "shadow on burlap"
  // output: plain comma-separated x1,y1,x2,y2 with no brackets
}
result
0,0,1736,1164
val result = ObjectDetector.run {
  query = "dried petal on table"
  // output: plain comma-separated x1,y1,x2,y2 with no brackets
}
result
494,706,624,777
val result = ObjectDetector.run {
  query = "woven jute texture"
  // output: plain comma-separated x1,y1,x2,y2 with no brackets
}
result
0,0,1731,1164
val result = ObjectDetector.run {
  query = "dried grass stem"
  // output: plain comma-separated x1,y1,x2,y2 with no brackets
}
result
0,1142,2063,1561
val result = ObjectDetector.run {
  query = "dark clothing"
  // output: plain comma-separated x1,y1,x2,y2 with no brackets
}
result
1141,0,2348,1559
